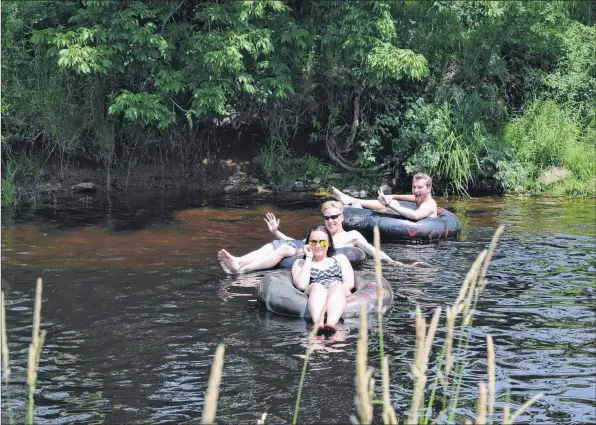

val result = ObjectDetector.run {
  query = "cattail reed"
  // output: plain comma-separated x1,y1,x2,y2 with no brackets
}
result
256,412,267,424
373,225,388,421
443,306,456,380
504,393,544,425
478,225,505,291
408,306,441,424
373,226,385,365
201,344,225,424
381,356,398,424
2,291,14,424
27,278,46,425
293,315,324,425
1,292,10,381
476,382,487,424
487,336,495,421
352,303,374,425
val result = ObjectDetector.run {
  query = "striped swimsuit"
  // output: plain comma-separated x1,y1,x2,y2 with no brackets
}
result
309,257,343,289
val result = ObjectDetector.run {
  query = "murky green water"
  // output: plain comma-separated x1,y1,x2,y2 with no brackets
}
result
1,191,595,424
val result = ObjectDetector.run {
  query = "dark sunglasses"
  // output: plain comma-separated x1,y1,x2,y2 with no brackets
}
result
307,239,329,248
323,213,341,221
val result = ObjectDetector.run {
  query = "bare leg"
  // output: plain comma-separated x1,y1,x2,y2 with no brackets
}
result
332,187,385,210
332,187,356,205
354,199,387,211
308,284,328,324
235,245,297,273
235,243,277,267
325,285,347,326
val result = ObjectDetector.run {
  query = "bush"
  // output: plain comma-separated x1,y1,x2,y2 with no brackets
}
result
401,90,490,195
261,137,335,189
503,99,595,195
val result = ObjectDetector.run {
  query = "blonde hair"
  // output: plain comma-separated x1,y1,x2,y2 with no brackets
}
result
413,173,432,188
321,200,344,213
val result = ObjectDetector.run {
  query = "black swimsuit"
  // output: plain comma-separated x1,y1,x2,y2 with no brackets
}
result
309,257,343,289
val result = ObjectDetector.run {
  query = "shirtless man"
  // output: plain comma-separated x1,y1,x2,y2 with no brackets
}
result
332,173,438,221
218,201,415,274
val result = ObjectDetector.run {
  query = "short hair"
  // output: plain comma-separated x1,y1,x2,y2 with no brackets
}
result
321,200,344,214
413,173,432,188
304,225,336,258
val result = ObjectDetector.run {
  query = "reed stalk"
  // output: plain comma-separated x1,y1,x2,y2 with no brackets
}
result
503,388,511,424
373,226,385,367
352,304,374,425
504,393,544,425
256,412,267,424
2,292,14,424
201,344,225,424
373,225,388,421
381,356,398,424
408,306,441,424
476,382,487,424
292,316,324,425
27,278,46,425
487,336,495,422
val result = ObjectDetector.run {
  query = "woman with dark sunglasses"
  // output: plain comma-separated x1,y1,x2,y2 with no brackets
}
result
291,225,354,333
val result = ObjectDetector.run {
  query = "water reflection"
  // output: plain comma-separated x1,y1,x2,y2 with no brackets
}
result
1,192,595,424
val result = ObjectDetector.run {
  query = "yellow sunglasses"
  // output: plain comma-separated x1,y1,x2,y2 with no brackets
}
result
307,240,329,248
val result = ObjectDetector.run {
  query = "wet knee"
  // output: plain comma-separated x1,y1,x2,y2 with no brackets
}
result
276,245,296,257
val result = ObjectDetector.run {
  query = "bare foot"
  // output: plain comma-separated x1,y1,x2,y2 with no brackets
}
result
219,249,242,274
331,187,355,205
217,250,233,274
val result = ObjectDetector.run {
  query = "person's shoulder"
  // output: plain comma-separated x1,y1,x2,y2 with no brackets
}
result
346,229,363,237
422,197,437,207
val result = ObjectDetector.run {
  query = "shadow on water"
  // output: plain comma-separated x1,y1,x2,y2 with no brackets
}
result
1,191,595,424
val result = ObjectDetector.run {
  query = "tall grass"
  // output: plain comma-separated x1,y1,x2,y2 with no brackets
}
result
2,278,46,425
1,161,18,207
404,99,486,196
2,292,14,424
504,99,596,196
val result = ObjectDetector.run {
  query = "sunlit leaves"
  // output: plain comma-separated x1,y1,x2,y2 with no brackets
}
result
109,90,175,128
57,45,112,74
367,43,429,83
155,71,184,94
318,1,429,87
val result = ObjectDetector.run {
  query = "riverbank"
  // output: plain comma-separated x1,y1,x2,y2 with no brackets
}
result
4,158,594,207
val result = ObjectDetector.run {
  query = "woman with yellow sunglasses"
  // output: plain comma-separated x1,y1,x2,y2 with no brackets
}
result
291,225,355,334
217,201,416,274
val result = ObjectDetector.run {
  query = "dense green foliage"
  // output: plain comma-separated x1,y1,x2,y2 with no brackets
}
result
2,0,594,198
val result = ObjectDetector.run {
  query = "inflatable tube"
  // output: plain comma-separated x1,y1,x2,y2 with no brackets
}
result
257,270,394,319
342,201,460,242
276,246,366,269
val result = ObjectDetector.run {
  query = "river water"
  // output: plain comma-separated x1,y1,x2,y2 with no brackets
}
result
1,191,594,424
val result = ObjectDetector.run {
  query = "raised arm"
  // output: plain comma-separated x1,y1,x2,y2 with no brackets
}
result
265,213,293,240
389,194,416,202
386,200,433,221
378,188,433,220
291,245,314,291
377,186,416,203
